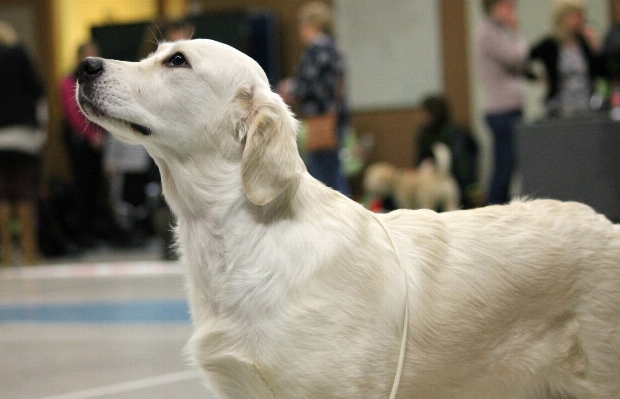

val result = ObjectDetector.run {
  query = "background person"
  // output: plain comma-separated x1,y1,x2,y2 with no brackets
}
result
60,41,112,246
529,0,605,116
416,95,480,209
0,21,46,265
475,0,528,205
278,1,350,195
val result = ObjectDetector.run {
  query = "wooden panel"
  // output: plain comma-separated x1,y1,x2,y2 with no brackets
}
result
612,0,620,23
350,108,424,168
440,0,470,127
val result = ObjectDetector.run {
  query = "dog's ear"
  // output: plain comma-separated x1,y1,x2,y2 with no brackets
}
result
234,85,306,206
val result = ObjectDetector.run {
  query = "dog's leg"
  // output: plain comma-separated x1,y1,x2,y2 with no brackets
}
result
201,357,278,399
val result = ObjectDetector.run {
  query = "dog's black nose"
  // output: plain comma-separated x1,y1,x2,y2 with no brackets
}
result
78,57,105,84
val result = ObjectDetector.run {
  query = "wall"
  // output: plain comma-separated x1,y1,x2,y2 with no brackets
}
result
346,0,470,167
334,0,444,111
162,0,187,18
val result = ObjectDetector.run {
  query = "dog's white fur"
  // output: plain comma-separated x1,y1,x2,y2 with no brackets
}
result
77,39,620,399
364,143,461,211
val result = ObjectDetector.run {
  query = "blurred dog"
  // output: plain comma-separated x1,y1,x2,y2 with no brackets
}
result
364,142,460,212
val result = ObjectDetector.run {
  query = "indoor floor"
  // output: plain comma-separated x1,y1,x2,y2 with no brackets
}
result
0,241,215,399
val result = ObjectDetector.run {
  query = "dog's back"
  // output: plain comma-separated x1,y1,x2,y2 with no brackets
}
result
381,199,620,398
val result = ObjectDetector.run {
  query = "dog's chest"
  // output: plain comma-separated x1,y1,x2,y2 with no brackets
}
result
194,327,369,398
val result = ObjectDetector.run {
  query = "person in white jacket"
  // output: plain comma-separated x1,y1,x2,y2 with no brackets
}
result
475,0,528,205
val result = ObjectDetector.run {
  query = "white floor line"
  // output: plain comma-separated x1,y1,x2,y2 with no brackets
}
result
37,370,202,399
0,334,190,342
0,261,183,280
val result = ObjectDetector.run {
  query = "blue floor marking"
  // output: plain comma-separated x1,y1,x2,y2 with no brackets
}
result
0,300,191,323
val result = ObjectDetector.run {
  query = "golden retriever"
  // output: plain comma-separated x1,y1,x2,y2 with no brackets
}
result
364,143,460,212
76,39,620,399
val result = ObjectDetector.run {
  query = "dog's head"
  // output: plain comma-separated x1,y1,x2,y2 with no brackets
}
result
77,39,305,206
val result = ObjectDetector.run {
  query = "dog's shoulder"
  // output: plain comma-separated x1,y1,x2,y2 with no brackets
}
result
380,208,442,234
378,208,451,269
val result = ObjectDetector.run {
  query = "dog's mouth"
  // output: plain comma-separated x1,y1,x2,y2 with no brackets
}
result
128,122,152,136
79,96,152,136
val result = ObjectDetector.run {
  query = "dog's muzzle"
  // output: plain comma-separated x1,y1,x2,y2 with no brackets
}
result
77,57,104,105
76,57,153,136
78,57,105,85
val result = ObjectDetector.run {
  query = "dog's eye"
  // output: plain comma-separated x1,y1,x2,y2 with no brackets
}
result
166,52,189,68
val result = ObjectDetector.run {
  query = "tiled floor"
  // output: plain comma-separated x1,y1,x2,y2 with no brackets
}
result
0,241,216,399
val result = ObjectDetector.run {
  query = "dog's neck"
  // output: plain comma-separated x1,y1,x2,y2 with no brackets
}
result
154,154,242,219
154,154,330,319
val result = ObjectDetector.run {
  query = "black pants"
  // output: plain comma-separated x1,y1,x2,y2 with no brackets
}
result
66,135,105,237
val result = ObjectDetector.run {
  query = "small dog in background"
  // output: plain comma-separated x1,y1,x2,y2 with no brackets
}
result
364,142,460,212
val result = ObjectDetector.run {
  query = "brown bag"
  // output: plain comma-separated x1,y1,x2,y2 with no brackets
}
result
304,112,338,151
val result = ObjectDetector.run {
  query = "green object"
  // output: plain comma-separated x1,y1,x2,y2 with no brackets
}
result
295,123,365,177
340,127,364,177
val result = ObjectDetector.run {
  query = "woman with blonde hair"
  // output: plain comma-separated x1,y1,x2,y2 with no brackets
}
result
278,1,350,195
530,0,605,115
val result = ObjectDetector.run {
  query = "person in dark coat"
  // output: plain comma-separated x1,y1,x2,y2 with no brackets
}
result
416,95,480,209
529,0,605,116
0,21,45,265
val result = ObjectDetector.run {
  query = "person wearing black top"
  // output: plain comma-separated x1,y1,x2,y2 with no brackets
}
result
416,96,479,209
529,0,605,116
0,21,45,265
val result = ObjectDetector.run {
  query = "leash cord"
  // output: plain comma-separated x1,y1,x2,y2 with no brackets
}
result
372,213,409,399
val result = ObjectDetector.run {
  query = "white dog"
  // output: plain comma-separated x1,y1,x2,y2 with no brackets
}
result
77,39,620,399
364,143,460,212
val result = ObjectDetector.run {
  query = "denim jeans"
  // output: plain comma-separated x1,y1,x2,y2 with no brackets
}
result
305,150,350,196
485,109,522,205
